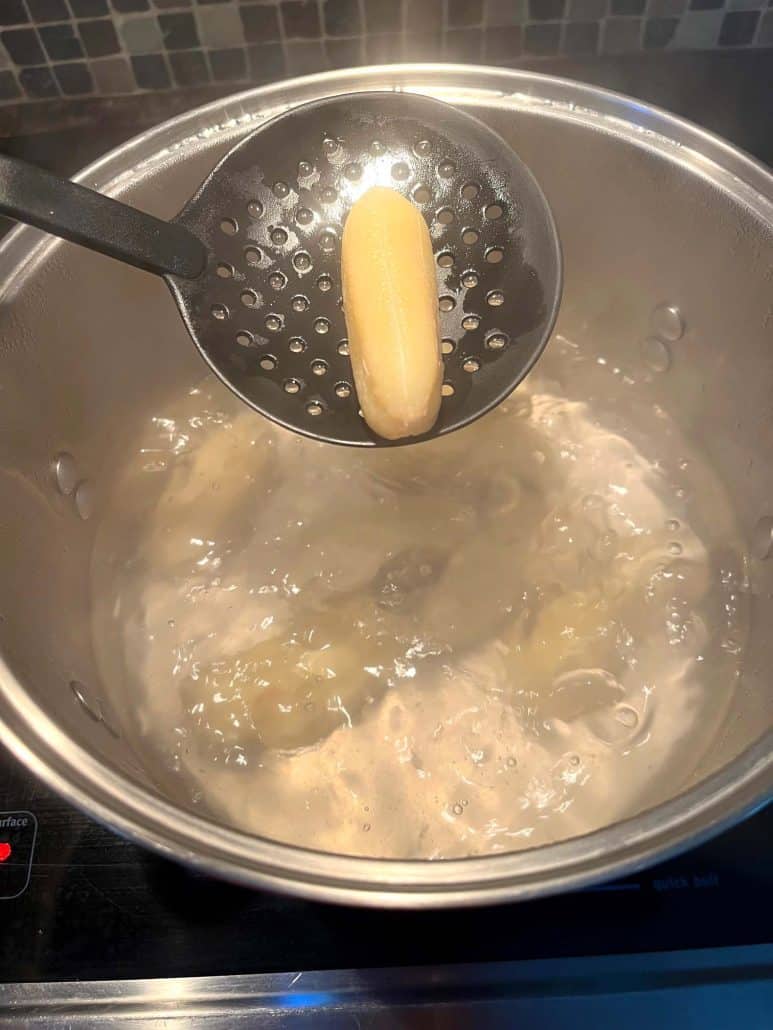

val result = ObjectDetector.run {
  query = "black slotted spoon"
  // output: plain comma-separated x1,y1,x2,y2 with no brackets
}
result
0,92,561,447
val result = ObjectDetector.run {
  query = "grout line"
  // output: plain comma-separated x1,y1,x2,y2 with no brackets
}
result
275,0,292,70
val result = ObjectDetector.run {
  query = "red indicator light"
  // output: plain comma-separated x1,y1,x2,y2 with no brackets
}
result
0,843,11,863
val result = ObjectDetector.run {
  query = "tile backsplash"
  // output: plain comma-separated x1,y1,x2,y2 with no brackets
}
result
0,0,771,105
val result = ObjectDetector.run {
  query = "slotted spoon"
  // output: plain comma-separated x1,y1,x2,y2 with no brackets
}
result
0,92,561,446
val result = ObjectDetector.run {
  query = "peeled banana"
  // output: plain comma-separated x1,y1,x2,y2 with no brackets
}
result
341,186,442,440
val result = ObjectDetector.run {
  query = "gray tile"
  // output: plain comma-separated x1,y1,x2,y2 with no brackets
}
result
196,4,245,48
444,25,483,59
755,10,773,45
0,43,9,69
209,46,247,82
365,32,403,62
285,39,329,75
562,17,601,48
247,40,285,80
0,69,21,99
119,14,163,53
601,14,643,48
484,22,523,56
403,29,442,58
672,8,723,46
485,0,526,23
727,0,764,9
568,0,607,19
90,55,135,93
646,0,685,16
325,35,363,66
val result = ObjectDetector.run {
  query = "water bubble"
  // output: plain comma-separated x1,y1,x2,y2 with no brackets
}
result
650,303,685,341
452,803,464,816
273,181,290,199
322,136,340,156
641,336,671,373
414,139,432,157
317,274,333,292
297,160,313,177
752,516,773,560
74,479,95,520
320,186,337,205
296,207,314,226
668,541,683,556
615,705,639,729
506,755,517,768
52,452,77,496
666,518,680,532
369,140,385,156
579,682,640,744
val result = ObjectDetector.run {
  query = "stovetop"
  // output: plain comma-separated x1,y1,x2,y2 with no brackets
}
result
0,741,770,985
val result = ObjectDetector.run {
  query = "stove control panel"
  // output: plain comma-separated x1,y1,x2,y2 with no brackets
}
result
0,811,37,900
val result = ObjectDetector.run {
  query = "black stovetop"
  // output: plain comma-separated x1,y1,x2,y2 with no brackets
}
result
0,743,770,984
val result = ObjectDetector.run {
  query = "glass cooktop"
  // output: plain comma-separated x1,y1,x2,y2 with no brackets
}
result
0,743,770,985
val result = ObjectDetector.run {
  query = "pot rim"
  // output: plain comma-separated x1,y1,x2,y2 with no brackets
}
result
0,64,771,907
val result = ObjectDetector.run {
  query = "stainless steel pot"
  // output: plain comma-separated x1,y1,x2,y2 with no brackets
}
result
0,66,771,907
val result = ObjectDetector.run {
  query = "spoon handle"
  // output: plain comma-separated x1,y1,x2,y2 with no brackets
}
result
0,153,207,281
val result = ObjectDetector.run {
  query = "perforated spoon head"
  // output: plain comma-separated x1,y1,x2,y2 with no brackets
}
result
168,91,562,446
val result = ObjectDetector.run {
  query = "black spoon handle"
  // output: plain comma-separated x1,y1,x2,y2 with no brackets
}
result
0,153,207,280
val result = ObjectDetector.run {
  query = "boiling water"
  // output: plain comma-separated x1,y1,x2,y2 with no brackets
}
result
90,333,750,858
